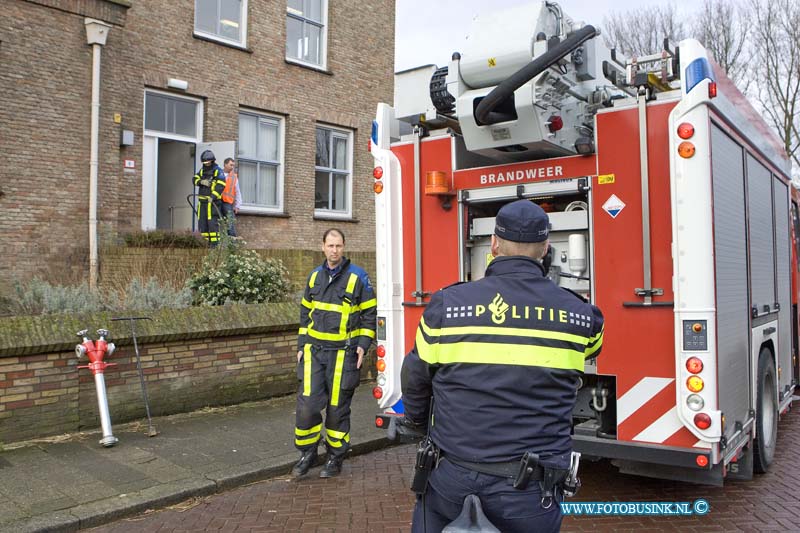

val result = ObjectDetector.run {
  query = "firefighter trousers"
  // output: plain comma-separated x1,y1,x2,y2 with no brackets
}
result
294,345,361,457
196,197,221,245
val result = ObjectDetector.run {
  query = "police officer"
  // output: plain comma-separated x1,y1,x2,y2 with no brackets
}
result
292,229,377,478
193,150,226,246
400,199,604,532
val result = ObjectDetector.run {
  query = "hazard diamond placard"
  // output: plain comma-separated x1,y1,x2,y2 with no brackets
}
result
602,194,626,218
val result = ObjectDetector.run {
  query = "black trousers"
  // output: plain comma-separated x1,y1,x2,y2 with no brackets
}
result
412,458,562,533
294,345,361,457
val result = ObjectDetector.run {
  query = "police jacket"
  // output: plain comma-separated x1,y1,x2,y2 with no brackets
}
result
193,164,226,201
401,256,604,468
298,258,377,353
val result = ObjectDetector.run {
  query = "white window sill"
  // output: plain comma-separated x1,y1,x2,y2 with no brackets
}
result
285,58,332,75
193,32,251,52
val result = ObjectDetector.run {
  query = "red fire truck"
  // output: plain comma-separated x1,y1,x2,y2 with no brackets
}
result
369,2,798,484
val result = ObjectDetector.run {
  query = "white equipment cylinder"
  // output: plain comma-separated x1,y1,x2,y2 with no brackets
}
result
568,233,587,275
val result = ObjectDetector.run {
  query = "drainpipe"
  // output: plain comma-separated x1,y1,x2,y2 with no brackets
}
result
84,19,111,290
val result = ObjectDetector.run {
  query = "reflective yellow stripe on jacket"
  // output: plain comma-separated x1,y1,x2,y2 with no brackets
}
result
415,317,591,371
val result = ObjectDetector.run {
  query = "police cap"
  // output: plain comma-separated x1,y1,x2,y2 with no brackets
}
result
494,199,549,243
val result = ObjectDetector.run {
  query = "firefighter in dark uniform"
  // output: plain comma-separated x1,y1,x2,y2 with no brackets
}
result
400,199,604,533
292,228,377,478
193,150,226,246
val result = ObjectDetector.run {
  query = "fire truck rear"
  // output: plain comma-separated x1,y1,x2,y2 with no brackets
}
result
369,1,798,484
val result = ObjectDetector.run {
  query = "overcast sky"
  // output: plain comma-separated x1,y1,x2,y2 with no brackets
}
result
395,0,701,71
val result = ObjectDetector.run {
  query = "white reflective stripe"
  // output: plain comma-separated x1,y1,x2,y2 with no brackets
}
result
633,407,684,443
616,377,674,424
693,440,713,449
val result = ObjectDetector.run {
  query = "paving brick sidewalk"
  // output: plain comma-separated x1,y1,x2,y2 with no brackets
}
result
0,386,389,533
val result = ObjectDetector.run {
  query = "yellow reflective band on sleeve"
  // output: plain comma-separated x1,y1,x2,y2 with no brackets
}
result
309,271,318,288
415,317,440,364
295,435,321,446
330,349,346,407
298,327,307,335
585,327,604,357
350,328,376,339
355,298,377,311
301,298,313,309
433,342,585,371
303,344,312,396
295,423,322,436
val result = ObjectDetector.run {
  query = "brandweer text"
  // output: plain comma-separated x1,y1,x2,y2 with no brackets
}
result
480,166,564,185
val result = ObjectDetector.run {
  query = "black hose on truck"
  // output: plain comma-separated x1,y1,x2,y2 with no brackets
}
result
474,25,599,125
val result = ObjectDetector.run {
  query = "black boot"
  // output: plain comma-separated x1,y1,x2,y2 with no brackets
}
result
319,455,344,478
291,449,318,477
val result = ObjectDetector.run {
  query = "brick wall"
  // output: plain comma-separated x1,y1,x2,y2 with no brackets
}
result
0,304,377,443
1,0,394,286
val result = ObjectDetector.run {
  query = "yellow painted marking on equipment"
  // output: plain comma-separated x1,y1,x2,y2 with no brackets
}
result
488,58,496,67
598,174,615,185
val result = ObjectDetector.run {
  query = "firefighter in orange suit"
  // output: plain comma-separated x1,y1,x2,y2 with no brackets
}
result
193,150,226,246
221,157,240,237
292,228,377,478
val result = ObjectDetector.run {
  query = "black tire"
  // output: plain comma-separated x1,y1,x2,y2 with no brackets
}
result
753,348,778,474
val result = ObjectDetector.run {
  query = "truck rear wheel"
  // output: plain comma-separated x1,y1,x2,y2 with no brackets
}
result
753,348,777,473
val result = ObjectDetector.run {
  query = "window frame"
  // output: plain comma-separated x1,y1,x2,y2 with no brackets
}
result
194,0,248,48
237,110,285,214
143,90,203,143
285,0,329,70
314,124,353,219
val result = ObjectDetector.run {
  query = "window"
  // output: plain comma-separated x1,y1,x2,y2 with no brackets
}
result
286,0,327,68
195,0,247,47
238,112,284,212
144,92,199,138
315,126,352,216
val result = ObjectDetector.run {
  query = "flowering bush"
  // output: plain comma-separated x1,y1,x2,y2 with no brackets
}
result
186,242,292,306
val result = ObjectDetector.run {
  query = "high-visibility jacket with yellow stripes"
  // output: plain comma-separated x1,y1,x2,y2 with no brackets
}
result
297,258,377,353
193,164,226,201
401,256,604,467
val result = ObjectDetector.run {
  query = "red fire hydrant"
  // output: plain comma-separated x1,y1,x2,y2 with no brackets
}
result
76,329,118,447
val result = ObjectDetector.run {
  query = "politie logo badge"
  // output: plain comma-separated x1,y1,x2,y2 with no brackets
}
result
488,293,510,324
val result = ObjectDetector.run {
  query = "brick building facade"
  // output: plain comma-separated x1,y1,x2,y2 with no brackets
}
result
0,0,394,284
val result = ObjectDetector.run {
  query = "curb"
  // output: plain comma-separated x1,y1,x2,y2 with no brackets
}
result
3,437,395,533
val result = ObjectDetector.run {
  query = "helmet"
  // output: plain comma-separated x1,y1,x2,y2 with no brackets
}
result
200,150,216,162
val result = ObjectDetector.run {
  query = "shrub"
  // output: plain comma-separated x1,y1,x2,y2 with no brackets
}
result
5,277,193,316
187,241,292,305
122,230,207,249
122,277,193,310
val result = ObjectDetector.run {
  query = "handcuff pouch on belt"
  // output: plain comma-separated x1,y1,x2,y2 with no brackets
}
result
411,436,440,496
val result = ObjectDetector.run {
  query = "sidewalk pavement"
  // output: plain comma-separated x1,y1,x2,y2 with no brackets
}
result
0,386,391,533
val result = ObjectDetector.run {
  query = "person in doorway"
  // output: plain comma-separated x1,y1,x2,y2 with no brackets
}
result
192,150,226,246
221,157,241,237
399,199,605,532
292,229,377,478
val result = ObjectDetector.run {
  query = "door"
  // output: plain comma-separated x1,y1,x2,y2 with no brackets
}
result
157,139,195,231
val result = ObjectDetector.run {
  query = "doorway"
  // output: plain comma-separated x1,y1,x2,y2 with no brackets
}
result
156,139,195,231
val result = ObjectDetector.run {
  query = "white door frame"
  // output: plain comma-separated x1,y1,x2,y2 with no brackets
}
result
141,90,204,230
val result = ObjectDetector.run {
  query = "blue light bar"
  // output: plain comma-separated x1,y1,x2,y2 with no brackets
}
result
684,57,715,95
371,120,379,145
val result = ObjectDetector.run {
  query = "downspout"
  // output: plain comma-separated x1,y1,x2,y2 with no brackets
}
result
84,19,111,290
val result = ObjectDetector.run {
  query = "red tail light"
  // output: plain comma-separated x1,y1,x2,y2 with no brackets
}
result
708,82,717,98
696,455,709,467
694,413,712,429
373,166,383,179
372,387,383,399
376,345,386,358
686,357,704,374
677,122,695,139
375,416,384,427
